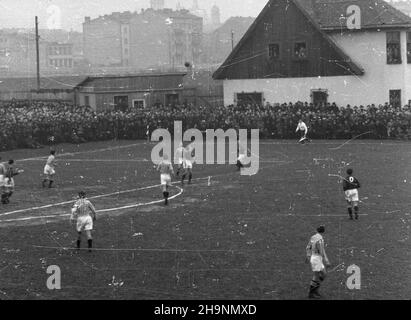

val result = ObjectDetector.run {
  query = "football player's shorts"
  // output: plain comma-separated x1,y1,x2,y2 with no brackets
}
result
310,255,325,272
183,160,193,169
345,189,359,203
160,174,171,186
0,175,5,187
176,158,184,165
76,215,93,232
4,177,14,189
44,165,55,176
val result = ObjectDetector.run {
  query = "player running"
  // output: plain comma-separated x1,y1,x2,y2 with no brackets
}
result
296,119,310,143
306,225,331,299
181,141,195,185
0,157,6,204
175,143,185,177
70,191,97,252
237,145,246,171
157,155,174,205
43,150,56,188
343,168,361,220
1,160,23,204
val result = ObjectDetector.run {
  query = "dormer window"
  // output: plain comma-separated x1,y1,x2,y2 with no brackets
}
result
387,31,401,64
407,32,411,63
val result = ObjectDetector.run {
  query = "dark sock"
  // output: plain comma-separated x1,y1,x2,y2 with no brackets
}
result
354,206,359,218
309,281,320,296
188,173,192,183
76,240,81,249
348,208,353,219
181,174,186,183
48,180,53,188
42,179,47,187
88,239,92,249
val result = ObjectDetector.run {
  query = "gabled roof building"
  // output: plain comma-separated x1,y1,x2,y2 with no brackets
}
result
213,0,411,107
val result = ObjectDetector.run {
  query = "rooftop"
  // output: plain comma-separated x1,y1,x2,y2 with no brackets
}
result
296,0,411,30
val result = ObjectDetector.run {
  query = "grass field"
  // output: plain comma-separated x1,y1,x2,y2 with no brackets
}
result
0,139,410,300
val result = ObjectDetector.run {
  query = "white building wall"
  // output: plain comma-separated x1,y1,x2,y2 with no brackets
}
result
223,30,411,106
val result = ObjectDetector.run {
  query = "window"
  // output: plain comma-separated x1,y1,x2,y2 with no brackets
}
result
124,37,128,45
389,90,401,108
294,42,307,60
236,92,263,106
407,32,411,63
84,96,90,107
124,48,129,55
114,95,129,111
387,32,401,64
132,99,146,109
268,43,280,60
311,89,328,106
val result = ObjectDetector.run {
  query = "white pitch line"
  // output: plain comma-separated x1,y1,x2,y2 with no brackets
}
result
0,184,162,217
16,142,147,162
0,163,294,221
15,158,290,164
18,158,151,163
0,174,216,218
30,245,238,253
0,186,184,223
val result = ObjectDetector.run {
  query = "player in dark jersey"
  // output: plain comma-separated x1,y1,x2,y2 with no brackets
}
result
343,168,361,220
1,160,23,204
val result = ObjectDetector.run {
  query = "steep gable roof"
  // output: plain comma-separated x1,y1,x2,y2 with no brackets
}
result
213,0,364,80
297,0,411,31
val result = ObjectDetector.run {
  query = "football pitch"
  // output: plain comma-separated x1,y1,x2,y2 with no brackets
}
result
0,139,410,300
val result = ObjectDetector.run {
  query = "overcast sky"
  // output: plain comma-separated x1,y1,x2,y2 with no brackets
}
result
0,0,269,31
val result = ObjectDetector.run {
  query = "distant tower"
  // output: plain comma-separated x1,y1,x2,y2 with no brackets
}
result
211,4,221,26
150,0,165,10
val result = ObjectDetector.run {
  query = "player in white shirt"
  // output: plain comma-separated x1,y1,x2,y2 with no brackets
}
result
157,155,175,205
237,146,246,171
43,150,56,188
174,143,185,177
306,226,331,299
70,191,97,252
0,157,6,203
181,141,195,185
296,120,310,143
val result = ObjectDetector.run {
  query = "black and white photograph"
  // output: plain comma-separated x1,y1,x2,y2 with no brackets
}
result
0,0,410,307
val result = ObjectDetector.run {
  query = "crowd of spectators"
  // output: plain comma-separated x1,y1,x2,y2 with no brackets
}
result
1,100,411,151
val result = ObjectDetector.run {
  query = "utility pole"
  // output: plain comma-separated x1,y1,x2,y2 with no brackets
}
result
231,30,234,50
35,16,40,92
